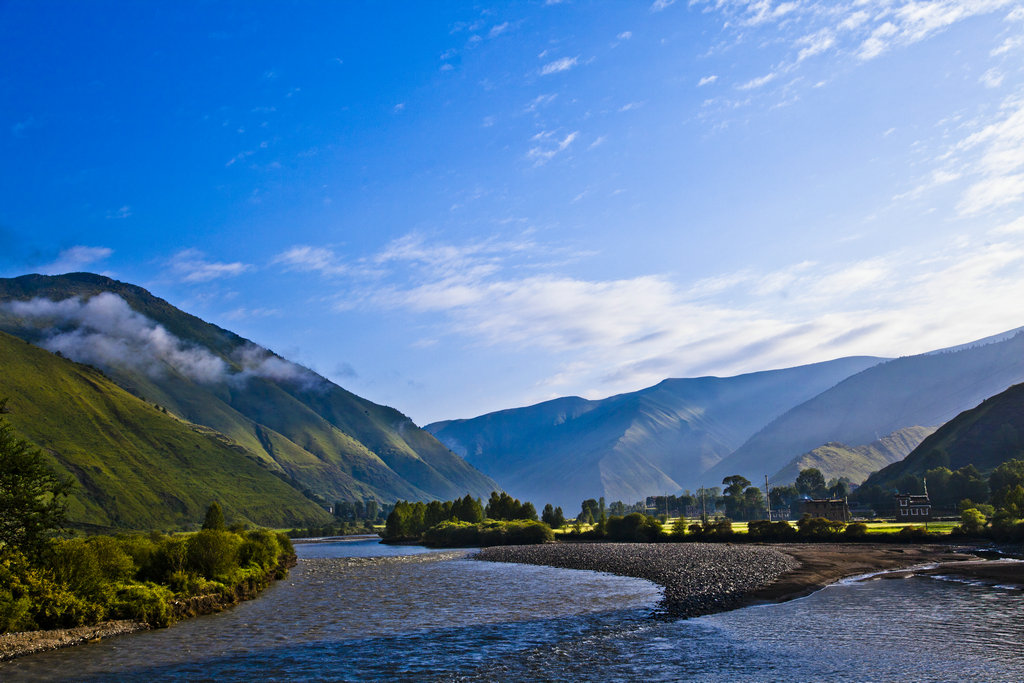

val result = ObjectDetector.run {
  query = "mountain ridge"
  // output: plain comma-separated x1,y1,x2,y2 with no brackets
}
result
0,273,498,510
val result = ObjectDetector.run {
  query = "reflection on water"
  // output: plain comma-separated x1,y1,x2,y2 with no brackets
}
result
2,538,1023,682
461,574,1024,682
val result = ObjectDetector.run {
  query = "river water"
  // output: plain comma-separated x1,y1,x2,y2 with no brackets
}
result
3,538,1023,681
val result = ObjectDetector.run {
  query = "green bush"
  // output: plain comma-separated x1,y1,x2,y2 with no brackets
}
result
844,522,869,539
49,539,105,598
896,525,931,542
747,520,798,541
606,513,663,542
796,515,846,540
239,529,281,570
109,582,173,627
186,530,242,580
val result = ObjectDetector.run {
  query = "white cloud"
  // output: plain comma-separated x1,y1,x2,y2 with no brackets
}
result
738,72,777,90
698,75,718,87
327,232,1024,396
527,130,579,164
540,56,579,75
2,293,322,390
991,34,1024,55
980,68,1005,88
796,30,835,62
650,0,676,11
953,96,1024,215
617,31,633,40
40,246,113,275
169,249,252,283
274,245,349,276
489,22,509,38
106,205,132,220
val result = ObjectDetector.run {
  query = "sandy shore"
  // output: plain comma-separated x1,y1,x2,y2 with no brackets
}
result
477,542,978,618
0,620,149,662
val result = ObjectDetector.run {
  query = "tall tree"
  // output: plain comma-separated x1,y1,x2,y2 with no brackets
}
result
0,400,73,555
202,501,226,530
795,468,827,498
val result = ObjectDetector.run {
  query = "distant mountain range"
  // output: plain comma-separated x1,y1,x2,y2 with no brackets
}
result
428,328,1024,511
426,357,884,509
0,273,497,530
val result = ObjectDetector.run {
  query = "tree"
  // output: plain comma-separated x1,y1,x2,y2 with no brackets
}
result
989,459,1024,509
202,501,226,530
722,475,751,520
959,508,987,535
0,400,73,555
795,468,827,498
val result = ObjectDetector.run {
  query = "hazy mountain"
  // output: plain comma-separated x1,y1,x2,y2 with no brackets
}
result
861,382,1024,489
0,273,497,511
769,426,937,487
0,330,332,530
426,356,884,510
706,331,1024,486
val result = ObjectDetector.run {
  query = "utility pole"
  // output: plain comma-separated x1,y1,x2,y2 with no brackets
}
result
700,486,707,524
765,475,772,522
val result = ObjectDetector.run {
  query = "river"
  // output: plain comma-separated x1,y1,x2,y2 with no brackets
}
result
2,538,1023,681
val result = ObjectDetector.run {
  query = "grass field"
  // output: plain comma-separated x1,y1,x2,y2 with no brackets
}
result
551,518,960,537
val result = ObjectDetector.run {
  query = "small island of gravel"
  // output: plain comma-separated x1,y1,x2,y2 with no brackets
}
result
476,542,977,619
477,543,798,618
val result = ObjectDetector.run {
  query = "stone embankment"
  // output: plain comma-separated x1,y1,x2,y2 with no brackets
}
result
477,543,799,618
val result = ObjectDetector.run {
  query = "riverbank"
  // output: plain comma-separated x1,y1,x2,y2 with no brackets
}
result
0,551,298,663
476,542,978,618
0,621,149,661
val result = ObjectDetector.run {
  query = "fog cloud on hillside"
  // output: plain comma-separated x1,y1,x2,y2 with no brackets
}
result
2,293,324,390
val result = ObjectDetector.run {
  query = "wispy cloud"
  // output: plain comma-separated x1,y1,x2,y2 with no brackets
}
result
106,205,132,220
738,72,777,90
273,245,349,276
540,56,579,75
40,246,113,275
169,249,252,283
698,75,718,87
952,95,1024,215
650,0,676,12
527,130,579,164
694,0,1016,105
322,229,1024,399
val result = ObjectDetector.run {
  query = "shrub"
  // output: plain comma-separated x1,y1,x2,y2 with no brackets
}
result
896,525,931,542
49,538,105,598
109,583,173,627
747,520,798,541
796,515,846,540
606,513,663,542
844,522,869,539
186,530,242,580
239,529,281,570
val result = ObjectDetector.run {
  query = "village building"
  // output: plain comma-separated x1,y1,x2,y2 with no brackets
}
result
799,498,851,522
894,492,931,521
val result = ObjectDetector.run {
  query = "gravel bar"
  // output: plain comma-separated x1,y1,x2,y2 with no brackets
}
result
476,543,799,618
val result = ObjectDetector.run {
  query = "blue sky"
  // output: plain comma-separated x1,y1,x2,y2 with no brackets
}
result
3,0,1024,425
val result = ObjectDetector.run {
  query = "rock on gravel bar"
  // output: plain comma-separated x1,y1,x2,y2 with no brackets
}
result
476,543,799,618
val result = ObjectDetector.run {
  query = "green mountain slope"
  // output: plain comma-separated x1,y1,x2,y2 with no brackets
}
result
861,382,1024,489
769,426,936,486
0,273,497,507
427,356,885,509
0,330,332,530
